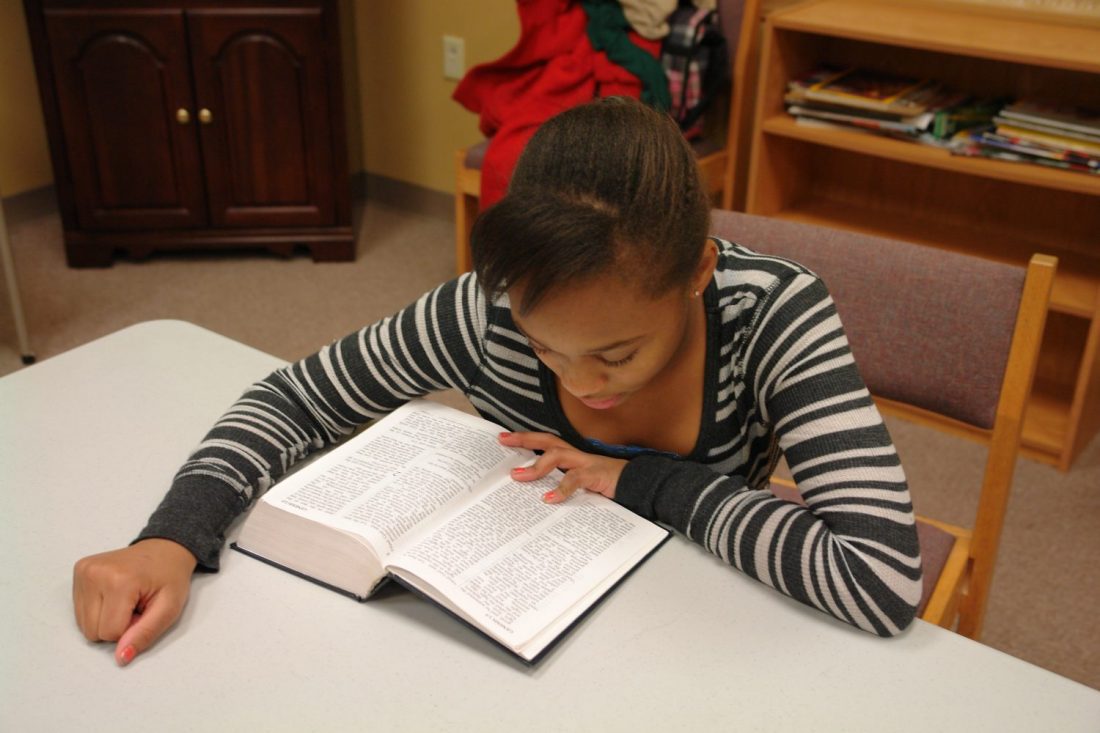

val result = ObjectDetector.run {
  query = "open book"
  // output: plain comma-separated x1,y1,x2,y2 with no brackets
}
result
232,399,669,665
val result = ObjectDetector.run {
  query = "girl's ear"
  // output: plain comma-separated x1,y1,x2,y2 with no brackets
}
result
691,239,719,296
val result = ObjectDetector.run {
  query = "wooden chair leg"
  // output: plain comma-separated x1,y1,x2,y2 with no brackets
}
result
455,191,478,274
955,575,985,639
454,149,479,275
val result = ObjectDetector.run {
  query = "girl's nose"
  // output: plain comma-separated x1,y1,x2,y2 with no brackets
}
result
560,361,606,398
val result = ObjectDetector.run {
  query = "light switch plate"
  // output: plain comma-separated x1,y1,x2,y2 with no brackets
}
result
443,35,465,80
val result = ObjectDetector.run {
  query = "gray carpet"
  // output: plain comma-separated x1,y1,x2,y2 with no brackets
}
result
1,188,1097,691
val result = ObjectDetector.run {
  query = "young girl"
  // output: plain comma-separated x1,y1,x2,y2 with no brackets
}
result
73,97,922,667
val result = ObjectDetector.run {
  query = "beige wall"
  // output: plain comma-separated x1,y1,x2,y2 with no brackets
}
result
355,1,518,193
0,1,54,197
0,1,518,199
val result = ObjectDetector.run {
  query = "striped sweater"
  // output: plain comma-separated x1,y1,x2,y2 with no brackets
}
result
138,238,923,636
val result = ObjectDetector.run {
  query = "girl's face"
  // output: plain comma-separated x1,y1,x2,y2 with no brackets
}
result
508,272,700,411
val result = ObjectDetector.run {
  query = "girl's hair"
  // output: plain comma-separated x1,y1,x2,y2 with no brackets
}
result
471,97,711,315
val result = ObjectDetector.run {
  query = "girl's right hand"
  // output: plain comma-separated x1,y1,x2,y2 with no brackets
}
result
72,538,197,666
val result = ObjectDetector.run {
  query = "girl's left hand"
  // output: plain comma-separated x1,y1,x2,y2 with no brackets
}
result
498,431,626,504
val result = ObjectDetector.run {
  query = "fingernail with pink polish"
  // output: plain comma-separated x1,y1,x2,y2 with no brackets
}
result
118,645,136,666
543,490,557,502
512,466,527,474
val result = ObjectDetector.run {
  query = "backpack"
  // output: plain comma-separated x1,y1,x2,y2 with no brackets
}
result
660,2,730,139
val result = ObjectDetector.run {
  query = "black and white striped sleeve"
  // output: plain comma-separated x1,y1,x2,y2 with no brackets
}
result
135,274,488,569
615,273,923,636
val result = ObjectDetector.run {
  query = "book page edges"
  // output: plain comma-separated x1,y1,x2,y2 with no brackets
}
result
234,500,387,599
231,542,391,602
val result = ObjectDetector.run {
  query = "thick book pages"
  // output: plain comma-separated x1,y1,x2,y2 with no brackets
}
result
234,399,670,664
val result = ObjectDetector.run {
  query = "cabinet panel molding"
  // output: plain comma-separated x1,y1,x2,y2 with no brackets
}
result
188,9,336,228
43,10,206,230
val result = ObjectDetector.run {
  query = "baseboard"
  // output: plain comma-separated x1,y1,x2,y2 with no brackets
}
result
2,176,452,227
1,185,58,228
362,172,452,221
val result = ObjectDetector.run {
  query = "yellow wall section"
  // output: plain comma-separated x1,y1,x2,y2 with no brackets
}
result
355,1,519,193
0,2,54,196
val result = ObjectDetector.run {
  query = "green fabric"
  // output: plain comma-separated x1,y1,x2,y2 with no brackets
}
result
582,0,671,111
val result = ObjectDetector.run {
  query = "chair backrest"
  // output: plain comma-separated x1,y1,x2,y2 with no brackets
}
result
714,212,1024,428
710,210,1056,637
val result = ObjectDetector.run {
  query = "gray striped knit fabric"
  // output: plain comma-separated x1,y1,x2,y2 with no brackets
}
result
138,238,922,636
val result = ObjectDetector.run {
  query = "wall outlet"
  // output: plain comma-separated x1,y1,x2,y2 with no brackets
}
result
443,35,465,80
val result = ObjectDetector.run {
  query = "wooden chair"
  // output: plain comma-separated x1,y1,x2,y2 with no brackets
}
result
453,0,747,274
710,210,1056,640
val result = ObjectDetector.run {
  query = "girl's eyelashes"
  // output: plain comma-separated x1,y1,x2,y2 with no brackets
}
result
601,351,637,367
525,338,635,367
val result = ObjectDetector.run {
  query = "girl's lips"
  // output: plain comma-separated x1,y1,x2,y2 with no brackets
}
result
579,394,623,410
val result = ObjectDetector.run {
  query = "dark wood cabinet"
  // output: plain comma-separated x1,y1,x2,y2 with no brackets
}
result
24,1,353,266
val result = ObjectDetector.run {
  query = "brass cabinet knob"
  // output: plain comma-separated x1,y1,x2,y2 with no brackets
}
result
198,108,213,125
176,108,190,124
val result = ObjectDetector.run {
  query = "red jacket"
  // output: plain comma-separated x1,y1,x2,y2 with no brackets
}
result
454,0,661,209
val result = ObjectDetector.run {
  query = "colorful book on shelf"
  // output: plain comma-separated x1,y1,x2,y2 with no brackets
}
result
786,104,929,136
799,67,939,116
994,123,1100,158
785,64,848,94
782,97,918,122
954,145,1100,175
952,130,1100,175
792,115,952,148
784,85,992,152
977,131,1099,169
999,99,1100,137
992,116,1100,146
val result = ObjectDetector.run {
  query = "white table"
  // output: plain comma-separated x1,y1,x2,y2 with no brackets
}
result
2,320,1098,732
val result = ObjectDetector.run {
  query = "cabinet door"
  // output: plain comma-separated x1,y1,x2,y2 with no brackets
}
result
43,10,206,230
187,10,337,228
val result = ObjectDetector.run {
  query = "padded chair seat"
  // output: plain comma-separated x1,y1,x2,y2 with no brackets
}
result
463,140,489,169
463,135,723,171
768,481,955,618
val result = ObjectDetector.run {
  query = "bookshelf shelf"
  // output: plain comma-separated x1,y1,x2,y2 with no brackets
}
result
769,0,1100,72
760,115,1100,197
746,0,1100,470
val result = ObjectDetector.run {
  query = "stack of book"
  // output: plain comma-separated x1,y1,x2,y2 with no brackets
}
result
953,99,1100,174
784,65,989,145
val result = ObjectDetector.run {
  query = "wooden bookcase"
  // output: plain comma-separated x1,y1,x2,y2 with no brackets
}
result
744,0,1100,470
